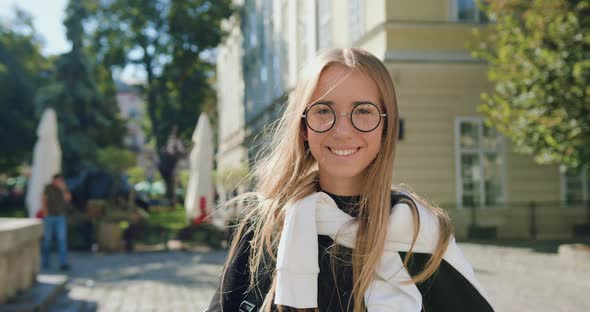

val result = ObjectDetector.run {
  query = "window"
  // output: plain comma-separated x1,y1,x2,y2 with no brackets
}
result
562,166,589,206
128,108,140,119
454,0,488,23
348,0,364,44
248,10,257,47
272,52,281,98
281,1,290,86
260,66,267,82
317,0,332,50
456,118,506,208
297,1,310,63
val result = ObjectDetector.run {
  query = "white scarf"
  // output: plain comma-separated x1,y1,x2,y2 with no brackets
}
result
274,192,491,311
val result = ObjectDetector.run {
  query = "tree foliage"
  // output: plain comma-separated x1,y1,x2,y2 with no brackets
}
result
0,9,51,173
98,146,137,175
35,0,126,175
90,0,230,146
89,0,232,203
474,0,590,169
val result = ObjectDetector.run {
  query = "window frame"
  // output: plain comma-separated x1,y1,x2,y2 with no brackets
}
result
450,0,488,23
455,117,508,209
348,0,364,44
316,0,333,51
561,165,590,207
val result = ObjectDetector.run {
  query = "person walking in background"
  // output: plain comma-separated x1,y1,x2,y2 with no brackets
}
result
41,173,71,271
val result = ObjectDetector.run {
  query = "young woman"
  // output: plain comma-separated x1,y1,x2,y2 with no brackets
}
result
208,48,494,311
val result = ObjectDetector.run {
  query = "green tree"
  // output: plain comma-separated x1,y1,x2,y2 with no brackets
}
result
89,0,232,204
473,0,590,169
98,146,137,199
0,9,52,173
35,0,126,175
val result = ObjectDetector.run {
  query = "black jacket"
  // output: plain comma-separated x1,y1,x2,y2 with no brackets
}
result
208,192,494,311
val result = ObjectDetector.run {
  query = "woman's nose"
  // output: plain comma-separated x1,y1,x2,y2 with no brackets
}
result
332,112,354,136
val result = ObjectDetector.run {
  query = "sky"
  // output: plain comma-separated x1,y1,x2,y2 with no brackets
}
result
0,0,70,56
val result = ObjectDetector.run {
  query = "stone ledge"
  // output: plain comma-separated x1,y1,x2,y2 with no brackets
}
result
0,218,44,304
0,218,43,253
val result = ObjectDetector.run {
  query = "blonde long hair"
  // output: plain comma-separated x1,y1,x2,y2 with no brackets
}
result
221,48,452,311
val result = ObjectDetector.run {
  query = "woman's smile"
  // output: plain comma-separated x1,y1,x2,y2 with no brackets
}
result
327,146,361,157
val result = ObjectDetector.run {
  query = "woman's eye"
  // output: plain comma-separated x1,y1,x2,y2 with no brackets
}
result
317,109,331,114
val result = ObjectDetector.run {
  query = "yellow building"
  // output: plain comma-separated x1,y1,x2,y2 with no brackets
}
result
216,0,589,240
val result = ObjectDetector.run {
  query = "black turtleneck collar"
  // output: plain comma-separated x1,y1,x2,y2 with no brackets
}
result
319,189,361,217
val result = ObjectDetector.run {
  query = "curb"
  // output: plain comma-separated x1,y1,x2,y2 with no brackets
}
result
0,274,69,312
558,243,590,268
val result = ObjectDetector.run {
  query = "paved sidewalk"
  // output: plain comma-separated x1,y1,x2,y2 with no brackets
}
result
45,243,590,311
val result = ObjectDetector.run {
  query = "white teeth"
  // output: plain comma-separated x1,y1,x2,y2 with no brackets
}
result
330,148,358,156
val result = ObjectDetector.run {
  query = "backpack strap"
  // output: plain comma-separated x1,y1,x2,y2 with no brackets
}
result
239,300,256,312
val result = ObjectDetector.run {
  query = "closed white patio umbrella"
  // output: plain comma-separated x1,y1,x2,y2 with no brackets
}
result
25,108,62,217
184,113,214,224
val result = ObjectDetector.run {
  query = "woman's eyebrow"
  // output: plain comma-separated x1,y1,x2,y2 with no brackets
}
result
312,100,377,106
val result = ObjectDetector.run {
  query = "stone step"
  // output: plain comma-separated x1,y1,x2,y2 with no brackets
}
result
0,274,68,312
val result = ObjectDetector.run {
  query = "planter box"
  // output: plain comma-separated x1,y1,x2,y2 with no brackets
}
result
97,221,124,252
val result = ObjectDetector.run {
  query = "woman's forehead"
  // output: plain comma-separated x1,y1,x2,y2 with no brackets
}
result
312,65,381,104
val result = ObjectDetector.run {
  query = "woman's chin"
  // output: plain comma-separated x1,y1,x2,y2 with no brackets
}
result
319,168,365,181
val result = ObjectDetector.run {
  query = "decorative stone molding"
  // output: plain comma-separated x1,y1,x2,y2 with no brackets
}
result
0,218,43,304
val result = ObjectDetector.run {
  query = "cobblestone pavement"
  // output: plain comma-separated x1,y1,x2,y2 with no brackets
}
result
46,247,226,312
45,243,590,312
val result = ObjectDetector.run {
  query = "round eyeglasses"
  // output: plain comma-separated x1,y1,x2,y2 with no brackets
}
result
302,102,387,133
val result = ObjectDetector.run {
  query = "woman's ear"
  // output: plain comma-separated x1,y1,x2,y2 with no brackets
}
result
300,123,308,141
301,129,309,151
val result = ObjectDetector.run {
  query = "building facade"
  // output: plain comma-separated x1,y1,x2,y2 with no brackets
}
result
115,80,158,177
215,0,589,239
216,3,248,200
